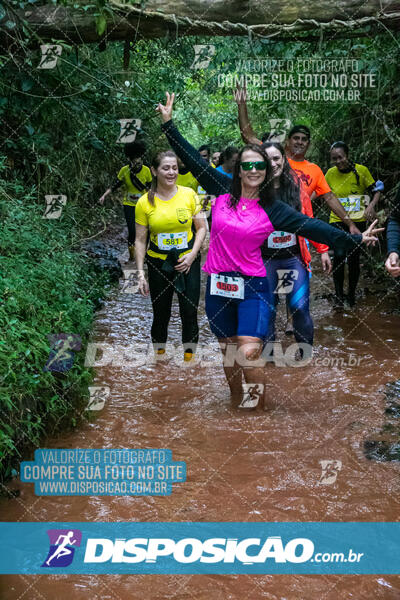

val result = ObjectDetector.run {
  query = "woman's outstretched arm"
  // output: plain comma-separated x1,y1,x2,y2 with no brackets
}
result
267,200,383,252
158,92,231,196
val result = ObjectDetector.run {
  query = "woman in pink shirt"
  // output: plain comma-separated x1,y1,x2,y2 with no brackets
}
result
203,144,277,409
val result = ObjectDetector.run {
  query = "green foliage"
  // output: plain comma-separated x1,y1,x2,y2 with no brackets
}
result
0,168,114,481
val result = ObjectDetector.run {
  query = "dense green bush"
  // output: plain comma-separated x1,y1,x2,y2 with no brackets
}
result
0,167,115,481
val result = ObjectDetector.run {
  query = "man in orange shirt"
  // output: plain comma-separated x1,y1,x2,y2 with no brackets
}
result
235,96,360,235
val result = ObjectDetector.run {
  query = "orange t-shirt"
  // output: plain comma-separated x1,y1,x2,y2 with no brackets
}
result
288,158,331,198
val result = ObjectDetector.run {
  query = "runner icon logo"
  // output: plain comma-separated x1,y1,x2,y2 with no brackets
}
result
38,45,62,69
42,529,82,568
319,460,342,485
268,119,292,143
240,384,264,408
43,195,67,219
43,334,82,373
121,270,140,294
190,45,215,69
87,386,110,411
275,269,299,294
117,119,142,144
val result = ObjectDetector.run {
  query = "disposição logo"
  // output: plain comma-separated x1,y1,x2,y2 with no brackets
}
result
42,529,82,567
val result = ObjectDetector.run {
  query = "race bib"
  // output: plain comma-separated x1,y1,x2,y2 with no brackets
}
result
267,231,297,249
339,196,362,212
210,273,244,300
157,232,188,251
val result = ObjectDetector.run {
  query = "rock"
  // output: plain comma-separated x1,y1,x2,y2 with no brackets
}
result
385,404,400,418
81,241,122,281
364,440,400,462
363,379,400,462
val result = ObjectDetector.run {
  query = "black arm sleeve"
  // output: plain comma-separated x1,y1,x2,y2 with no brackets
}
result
387,187,400,255
387,217,400,255
161,120,231,196
267,200,363,251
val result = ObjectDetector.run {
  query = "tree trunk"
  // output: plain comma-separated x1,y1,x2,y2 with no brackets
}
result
2,0,400,46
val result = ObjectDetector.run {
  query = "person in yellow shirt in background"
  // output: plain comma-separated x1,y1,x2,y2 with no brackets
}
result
327,141,382,308
99,141,152,261
135,150,207,362
211,150,221,167
176,157,199,192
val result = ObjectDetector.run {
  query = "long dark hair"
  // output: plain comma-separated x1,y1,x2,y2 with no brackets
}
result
262,141,302,211
230,144,275,209
148,150,177,206
330,141,360,185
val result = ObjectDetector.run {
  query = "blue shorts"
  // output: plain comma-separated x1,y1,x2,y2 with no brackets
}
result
263,255,313,346
205,273,271,340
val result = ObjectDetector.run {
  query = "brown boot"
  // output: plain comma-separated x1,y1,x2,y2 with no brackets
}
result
128,245,135,261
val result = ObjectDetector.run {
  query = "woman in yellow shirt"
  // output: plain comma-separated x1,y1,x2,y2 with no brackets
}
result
176,157,199,192
327,141,381,308
135,150,207,361
99,141,152,260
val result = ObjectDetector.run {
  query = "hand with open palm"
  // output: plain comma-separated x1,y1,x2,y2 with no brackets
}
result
361,219,384,246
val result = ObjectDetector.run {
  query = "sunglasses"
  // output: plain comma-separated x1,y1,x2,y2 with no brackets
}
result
240,161,267,171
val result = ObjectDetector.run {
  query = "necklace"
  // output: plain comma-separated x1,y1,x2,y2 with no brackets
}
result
241,195,257,210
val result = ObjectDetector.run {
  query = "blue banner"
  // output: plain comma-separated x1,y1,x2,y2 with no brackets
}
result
20,449,186,496
0,522,398,574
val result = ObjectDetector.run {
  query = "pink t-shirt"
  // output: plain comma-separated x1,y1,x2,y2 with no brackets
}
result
203,193,275,277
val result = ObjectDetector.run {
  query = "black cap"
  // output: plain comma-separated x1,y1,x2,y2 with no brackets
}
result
124,140,146,159
288,125,311,140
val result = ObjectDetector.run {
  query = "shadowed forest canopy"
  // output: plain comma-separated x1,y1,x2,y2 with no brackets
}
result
0,0,399,191
1,0,400,44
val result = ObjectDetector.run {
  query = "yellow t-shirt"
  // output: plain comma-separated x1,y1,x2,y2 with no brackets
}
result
117,164,152,206
135,185,202,260
176,171,198,192
326,164,375,223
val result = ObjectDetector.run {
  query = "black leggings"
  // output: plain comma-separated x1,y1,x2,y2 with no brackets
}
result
331,221,366,299
146,254,201,352
123,204,136,246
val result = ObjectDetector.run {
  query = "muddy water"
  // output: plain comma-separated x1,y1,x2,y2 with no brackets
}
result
1,241,400,599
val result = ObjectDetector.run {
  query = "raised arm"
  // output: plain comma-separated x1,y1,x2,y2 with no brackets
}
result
162,120,229,196
266,200,383,252
234,86,262,145
157,92,231,196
